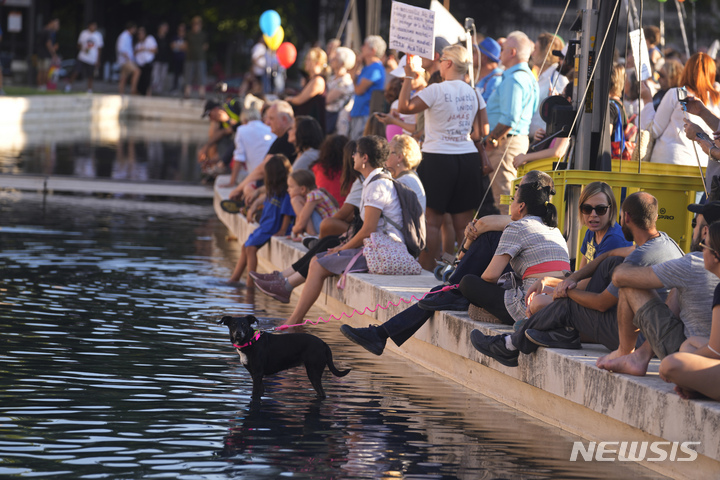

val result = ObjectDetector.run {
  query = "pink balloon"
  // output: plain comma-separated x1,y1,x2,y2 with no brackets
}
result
276,42,297,69
385,124,403,141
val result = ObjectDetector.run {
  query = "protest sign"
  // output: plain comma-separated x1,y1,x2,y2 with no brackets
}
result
389,2,435,60
629,28,652,81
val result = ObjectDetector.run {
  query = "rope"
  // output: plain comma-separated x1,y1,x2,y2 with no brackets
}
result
268,284,459,331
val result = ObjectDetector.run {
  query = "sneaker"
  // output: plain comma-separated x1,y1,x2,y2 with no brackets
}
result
340,324,386,356
220,199,244,214
249,270,283,282
302,236,318,249
254,277,291,303
417,288,469,311
470,330,519,367
525,327,581,349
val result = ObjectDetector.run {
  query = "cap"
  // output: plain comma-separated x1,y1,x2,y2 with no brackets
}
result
434,36,451,55
688,201,720,225
201,99,221,118
478,37,501,64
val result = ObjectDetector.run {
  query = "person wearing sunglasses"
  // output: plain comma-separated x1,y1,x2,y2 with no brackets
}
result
577,182,633,269
524,181,633,316
660,221,720,401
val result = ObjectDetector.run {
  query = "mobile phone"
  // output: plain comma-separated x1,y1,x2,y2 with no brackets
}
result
696,131,714,143
677,86,688,105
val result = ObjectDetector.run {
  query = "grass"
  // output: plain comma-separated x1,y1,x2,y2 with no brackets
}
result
3,85,69,96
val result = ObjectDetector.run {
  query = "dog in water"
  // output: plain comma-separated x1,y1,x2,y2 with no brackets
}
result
218,315,350,399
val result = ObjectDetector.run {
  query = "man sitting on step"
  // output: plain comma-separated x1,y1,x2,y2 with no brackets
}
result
594,201,720,376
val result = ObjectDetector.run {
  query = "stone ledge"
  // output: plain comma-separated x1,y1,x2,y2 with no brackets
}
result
214,175,720,478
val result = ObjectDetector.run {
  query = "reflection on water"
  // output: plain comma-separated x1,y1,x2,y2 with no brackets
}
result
0,194,665,479
0,120,207,183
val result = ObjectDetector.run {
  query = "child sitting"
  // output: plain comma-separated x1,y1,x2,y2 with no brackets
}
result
287,169,339,241
229,154,295,285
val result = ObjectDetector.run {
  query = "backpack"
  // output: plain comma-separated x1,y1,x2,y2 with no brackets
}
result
368,171,426,258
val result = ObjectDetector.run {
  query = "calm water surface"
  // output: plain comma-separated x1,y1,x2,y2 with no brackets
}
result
0,193,664,479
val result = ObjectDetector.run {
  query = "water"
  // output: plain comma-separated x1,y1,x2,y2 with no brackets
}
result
0,193,665,479
0,120,206,183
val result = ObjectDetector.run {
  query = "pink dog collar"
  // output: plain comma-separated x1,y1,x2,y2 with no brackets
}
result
233,330,261,349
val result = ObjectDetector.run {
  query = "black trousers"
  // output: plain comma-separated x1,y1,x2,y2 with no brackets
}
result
382,231,507,346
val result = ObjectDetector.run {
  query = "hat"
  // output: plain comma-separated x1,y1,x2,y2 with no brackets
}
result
434,36,451,55
201,99,221,118
688,201,720,225
478,37,501,63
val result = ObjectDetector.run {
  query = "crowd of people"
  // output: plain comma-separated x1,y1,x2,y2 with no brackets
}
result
202,25,720,403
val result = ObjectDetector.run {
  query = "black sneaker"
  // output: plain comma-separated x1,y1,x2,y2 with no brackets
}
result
340,324,386,356
220,199,244,214
525,327,581,349
470,330,519,367
417,289,469,311
302,236,319,249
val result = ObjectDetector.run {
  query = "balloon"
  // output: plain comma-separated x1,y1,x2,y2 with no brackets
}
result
263,26,284,51
259,10,281,37
385,124,403,142
276,42,297,69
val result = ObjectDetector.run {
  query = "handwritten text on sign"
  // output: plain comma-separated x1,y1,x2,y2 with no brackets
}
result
389,2,435,60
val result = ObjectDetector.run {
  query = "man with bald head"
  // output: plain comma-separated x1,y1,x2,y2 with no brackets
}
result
470,192,685,367
484,31,539,215
230,100,296,202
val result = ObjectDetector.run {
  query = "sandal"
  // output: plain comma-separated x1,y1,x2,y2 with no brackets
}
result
220,199,244,214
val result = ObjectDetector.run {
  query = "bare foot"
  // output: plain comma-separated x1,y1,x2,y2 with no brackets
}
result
596,349,625,368
597,350,651,376
674,385,699,399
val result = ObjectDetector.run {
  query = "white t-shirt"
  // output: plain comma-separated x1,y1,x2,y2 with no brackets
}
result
417,80,484,154
529,65,569,138
251,42,267,76
397,171,426,211
116,30,135,65
344,179,363,207
361,168,403,242
390,99,417,135
77,29,104,65
233,120,277,173
135,35,157,66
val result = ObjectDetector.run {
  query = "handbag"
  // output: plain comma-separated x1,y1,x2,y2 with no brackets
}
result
363,232,422,275
631,128,655,162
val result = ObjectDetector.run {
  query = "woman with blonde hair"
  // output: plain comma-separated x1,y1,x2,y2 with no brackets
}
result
398,43,492,270
287,47,328,131
387,134,426,211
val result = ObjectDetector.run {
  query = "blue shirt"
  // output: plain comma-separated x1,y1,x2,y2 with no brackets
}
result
580,222,633,263
476,67,503,102
245,193,294,247
486,63,538,135
350,61,385,118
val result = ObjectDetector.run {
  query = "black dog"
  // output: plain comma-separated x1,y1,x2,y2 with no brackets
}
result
218,315,350,399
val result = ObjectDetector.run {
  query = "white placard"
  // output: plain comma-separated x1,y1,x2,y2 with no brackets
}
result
629,28,652,81
8,12,23,33
389,2,435,60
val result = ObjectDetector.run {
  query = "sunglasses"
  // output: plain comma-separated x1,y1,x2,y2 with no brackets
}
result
699,241,720,257
580,204,609,216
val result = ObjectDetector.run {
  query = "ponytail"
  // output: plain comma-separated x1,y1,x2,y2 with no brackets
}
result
517,183,558,228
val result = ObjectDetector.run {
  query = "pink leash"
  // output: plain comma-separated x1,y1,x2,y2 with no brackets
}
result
272,284,459,332
233,330,261,349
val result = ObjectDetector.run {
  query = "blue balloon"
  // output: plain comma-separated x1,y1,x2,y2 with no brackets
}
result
259,10,281,37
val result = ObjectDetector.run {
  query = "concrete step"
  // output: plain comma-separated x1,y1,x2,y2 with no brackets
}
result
213,174,720,479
